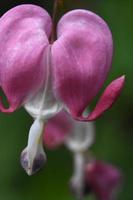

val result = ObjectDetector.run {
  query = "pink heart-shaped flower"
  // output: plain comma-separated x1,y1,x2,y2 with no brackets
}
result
0,4,125,121
0,4,125,176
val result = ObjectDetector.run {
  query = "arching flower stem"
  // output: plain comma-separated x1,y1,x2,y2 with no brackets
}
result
51,0,63,43
73,151,86,200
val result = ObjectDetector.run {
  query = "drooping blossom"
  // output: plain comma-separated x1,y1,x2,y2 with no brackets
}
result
85,161,122,200
44,110,94,199
70,160,122,200
0,4,125,175
43,111,122,200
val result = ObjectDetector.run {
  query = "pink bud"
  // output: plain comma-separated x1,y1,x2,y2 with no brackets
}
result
85,161,122,200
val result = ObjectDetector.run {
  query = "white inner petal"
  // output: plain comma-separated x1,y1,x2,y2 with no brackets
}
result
22,46,63,175
27,118,45,155
24,45,63,120
65,120,95,152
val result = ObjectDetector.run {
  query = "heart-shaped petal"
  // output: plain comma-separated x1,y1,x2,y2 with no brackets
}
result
0,4,52,112
52,9,113,117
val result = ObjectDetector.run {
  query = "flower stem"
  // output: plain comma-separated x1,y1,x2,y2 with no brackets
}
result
73,152,85,200
51,0,63,43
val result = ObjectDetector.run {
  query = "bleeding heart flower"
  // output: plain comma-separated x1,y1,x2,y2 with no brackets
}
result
0,4,125,118
85,161,122,200
70,160,122,200
44,110,95,199
0,4,125,175
44,111,122,200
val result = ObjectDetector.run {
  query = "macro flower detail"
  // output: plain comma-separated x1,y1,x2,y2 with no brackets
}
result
0,4,125,175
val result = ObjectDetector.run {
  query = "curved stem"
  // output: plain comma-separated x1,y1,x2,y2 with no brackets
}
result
52,0,58,22
50,0,62,43
74,152,84,178
73,151,85,200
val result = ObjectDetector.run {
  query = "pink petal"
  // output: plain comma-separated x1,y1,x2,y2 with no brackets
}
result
52,10,113,117
44,111,73,149
0,5,52,112
75,75,125,121
85,161,122,200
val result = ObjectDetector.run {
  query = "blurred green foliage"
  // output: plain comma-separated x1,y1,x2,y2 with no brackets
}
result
0,0,132,200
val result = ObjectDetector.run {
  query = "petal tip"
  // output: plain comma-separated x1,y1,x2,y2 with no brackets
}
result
0,98,18,113
74,75,125,122
88,75,125,121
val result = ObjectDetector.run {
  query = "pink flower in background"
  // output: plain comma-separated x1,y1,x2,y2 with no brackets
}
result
70,160,122,200
85,161,122,200
0,4,125,175
43,111,122,200
44,111,73,149
43,111,94,150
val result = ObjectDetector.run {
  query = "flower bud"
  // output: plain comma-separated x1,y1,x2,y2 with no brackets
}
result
85,161,122,200
21,118,47,175
20,147,46,175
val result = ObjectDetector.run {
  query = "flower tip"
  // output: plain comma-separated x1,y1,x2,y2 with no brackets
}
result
20,148,46,176
116,74,125,85
76,75,125,122
0,96,17,113
121,74,125,79
85,161,123,200
69,177,84,200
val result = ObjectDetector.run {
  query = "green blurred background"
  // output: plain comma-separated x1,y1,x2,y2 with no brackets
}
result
0,0,132,200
